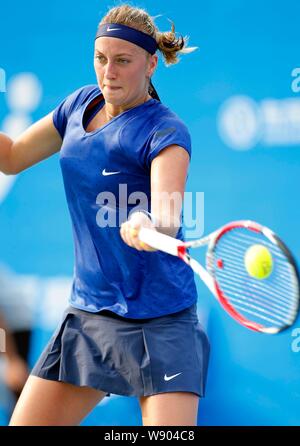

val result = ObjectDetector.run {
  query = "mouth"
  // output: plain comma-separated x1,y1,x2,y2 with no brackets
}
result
105,85,121,91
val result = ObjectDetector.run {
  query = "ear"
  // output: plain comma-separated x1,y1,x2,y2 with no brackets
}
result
147,54,158,77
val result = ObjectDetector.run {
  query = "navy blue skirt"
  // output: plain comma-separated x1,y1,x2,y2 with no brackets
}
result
31,303,210,398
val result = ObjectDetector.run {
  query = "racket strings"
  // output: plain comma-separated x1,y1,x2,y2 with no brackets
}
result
210,227,299,330
216,267,294,311
215,279,295,323
212,237,296,301
217,255,296,299
215,266,297,325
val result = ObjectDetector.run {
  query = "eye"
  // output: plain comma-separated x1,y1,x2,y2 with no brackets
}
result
117,58,130,64
95,55,106,63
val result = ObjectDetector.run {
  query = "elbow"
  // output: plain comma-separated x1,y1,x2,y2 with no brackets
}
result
0,164,20,175
2,153,21,175
0,167,14,175
10,165,21,175
0,134,18,174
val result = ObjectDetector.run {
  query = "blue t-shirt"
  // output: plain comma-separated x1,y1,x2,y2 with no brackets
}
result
53,84,198,318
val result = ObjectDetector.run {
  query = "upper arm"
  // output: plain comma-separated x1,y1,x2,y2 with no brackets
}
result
9,112,63,174
150,144,190,226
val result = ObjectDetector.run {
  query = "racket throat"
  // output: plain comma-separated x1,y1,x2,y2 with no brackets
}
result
177,245,190,263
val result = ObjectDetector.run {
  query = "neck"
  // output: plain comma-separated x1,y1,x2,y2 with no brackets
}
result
104,92,152,120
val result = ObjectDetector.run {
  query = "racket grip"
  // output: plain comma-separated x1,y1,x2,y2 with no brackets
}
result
138,228,183,256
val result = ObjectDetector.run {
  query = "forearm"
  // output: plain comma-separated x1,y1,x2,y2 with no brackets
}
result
0,114,63,175
0,132,14,175
150,145,189,239
150,193,183,238
153,212,181,238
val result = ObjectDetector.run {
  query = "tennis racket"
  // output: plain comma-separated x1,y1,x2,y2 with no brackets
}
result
139,220,300,334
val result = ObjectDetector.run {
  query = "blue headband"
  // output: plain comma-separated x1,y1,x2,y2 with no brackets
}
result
95,23,158,55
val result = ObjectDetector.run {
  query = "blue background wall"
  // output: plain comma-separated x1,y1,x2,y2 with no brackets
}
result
0,0,300,425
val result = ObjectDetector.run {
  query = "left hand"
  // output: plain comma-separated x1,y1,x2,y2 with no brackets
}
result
120,212,157,251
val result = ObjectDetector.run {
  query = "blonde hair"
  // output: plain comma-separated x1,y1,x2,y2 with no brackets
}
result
100,4,198,66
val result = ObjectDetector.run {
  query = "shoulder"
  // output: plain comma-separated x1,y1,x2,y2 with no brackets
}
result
119,99,192,169
144,101,191,145
149,100,189,129
120,99,190,141
60,84,101,112
53,84,101,139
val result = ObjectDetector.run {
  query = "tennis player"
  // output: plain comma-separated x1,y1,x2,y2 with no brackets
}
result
1,4,210,426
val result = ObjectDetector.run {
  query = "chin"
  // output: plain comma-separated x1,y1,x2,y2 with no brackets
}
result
105,98,123,106
105,94,126,105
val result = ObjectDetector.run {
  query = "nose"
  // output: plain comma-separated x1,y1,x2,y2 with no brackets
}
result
104,60,117,79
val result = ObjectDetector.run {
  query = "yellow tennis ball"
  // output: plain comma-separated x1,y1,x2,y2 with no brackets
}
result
244,244,273,279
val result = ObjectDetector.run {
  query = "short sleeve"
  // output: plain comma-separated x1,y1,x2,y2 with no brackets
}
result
52,85,97,139
146,118,192,169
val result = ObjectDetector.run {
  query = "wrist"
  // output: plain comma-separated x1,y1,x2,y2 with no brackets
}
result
129,210,158,228
137,210,158,227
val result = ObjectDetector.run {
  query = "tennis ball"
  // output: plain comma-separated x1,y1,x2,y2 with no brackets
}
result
244,244,273,280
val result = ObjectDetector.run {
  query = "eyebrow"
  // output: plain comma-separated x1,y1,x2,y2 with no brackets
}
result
95,50,133,57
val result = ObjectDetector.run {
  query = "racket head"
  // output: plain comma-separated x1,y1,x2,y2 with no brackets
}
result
206,220,300,334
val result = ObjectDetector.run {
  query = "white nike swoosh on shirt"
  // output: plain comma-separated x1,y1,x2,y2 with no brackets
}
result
164,372,182,382
102,169,121,176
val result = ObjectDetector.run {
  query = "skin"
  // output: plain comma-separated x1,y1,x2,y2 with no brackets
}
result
9,376,107,426
0,313,29,394
4,34,198,426
93,36,156,117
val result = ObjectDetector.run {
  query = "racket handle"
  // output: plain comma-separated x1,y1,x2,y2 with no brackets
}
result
138,228,183,256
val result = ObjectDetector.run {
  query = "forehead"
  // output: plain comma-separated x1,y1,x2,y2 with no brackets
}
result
94,36,143,56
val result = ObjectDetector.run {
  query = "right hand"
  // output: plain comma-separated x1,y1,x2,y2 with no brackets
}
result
120,211,157,252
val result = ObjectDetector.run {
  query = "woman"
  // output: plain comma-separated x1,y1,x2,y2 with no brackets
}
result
2,4,210,426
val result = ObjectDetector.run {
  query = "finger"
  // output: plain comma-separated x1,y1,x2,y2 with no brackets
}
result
130,227,138,238
120,223,133,247
121,222,141,249
121,222,156,251
138,239,157,251
140,241,157,251
129,226,145,250
139,241,146,249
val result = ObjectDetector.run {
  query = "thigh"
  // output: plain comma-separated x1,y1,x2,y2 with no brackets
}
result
139,392,199,426
9,375,107,426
